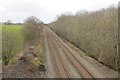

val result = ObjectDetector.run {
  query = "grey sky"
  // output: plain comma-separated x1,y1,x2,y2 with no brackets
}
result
0,0,119,23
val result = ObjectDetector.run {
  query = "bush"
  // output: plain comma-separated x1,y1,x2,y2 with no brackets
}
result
23,16,43,45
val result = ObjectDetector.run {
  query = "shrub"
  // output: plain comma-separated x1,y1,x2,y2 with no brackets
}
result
23,16,43,45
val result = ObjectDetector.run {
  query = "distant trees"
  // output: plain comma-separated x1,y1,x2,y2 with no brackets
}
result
4,20,23,25
75,9,88,16
50,6,118,70
23,16,44,45
4,20,12,25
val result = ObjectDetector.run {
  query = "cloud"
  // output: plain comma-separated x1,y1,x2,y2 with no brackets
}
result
0,0,119,23
0,0,46,22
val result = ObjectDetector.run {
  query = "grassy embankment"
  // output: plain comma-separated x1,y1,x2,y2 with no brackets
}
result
2,24,23,64
0,25,1,74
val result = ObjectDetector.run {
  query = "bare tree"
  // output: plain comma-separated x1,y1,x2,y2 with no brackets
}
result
50,6,118,70
23,16,43,45
5,20,12,25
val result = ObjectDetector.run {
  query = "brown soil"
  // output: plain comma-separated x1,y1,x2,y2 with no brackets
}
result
2,46,45,78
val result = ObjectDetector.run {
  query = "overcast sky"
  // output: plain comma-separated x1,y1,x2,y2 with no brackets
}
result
0,0,119,23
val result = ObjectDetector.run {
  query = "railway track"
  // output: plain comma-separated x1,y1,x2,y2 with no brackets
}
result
45,26,95,79
46,27,69,78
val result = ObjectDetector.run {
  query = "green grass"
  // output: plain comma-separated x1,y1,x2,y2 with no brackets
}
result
2,24,24,63
2,24,22,31
0,24,2,30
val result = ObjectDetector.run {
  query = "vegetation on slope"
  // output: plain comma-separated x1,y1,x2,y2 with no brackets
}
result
50,6,118,70
22,16,45,65
2,25,23,65
2,16,45,66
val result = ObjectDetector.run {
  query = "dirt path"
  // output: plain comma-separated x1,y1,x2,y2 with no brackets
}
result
45,26,118,78
2,47,45,78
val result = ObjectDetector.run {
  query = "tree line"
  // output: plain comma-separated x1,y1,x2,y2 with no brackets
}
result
49,6,118,70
